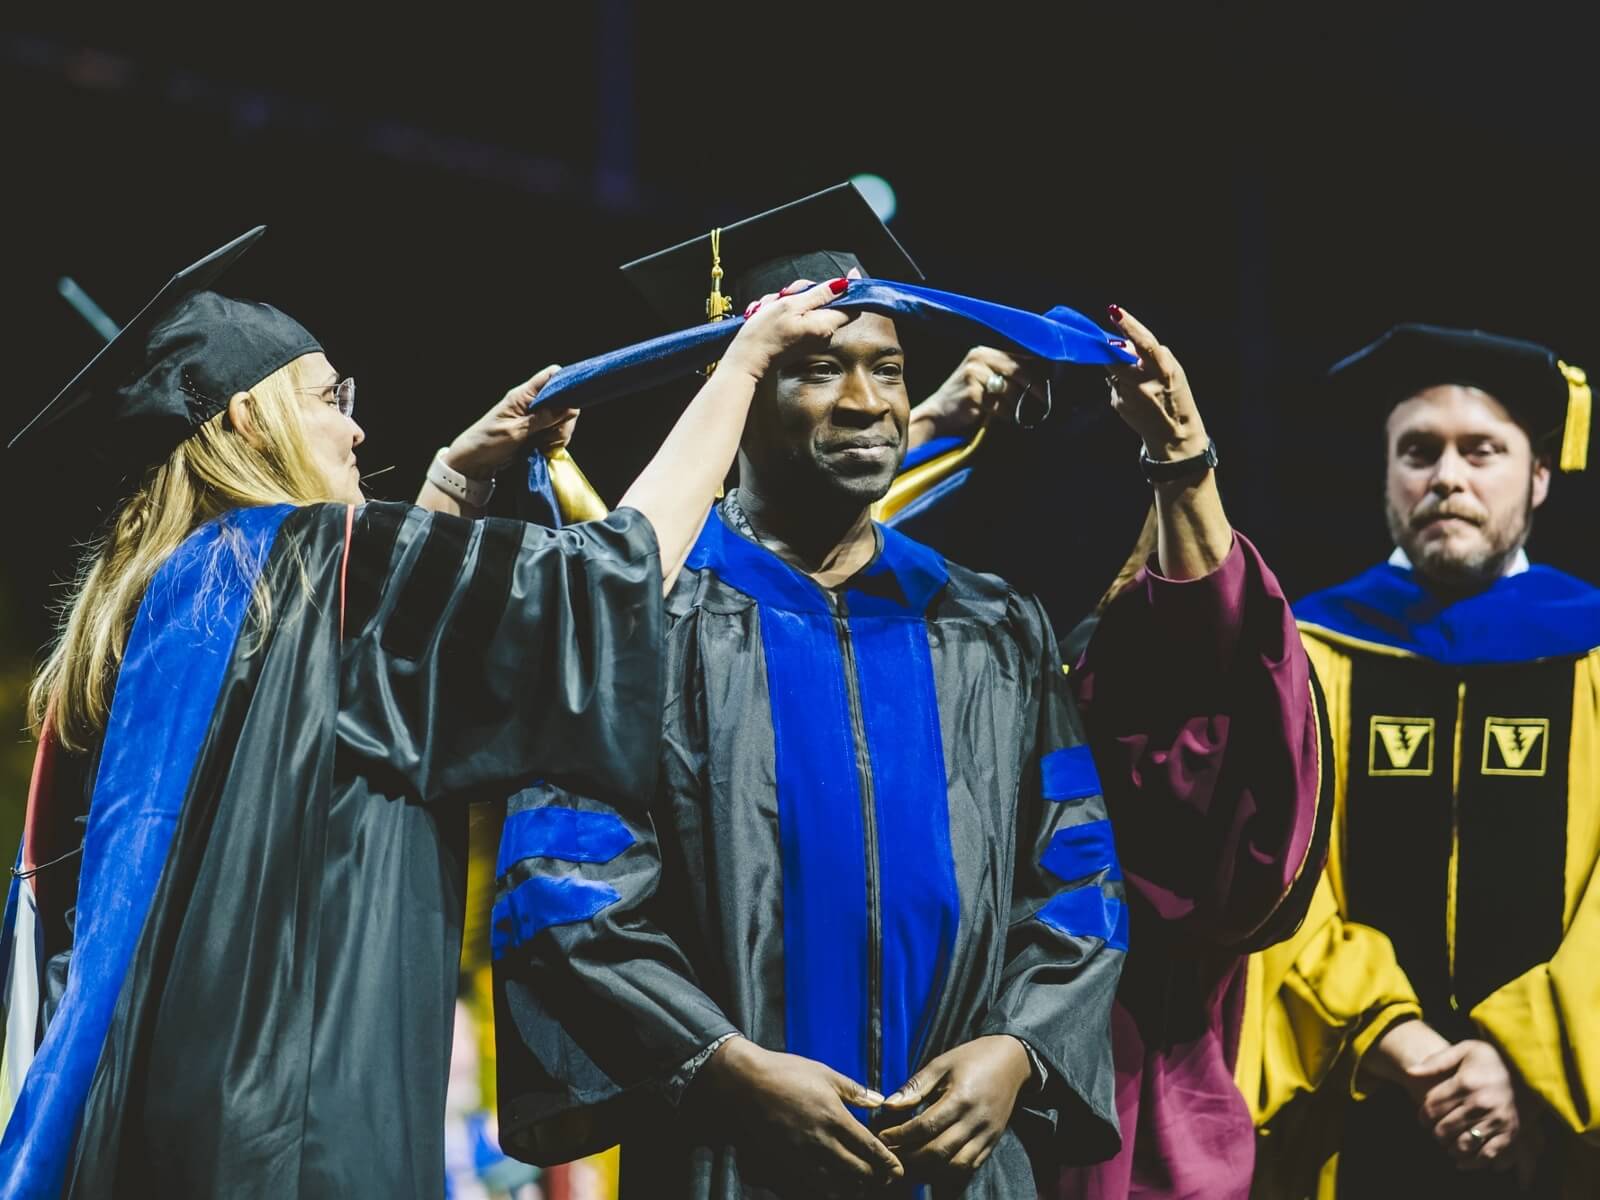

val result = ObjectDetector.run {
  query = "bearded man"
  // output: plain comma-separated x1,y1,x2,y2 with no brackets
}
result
1239,324,1600,1199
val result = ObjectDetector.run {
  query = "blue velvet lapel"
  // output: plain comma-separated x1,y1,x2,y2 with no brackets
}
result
1296,562,1600,665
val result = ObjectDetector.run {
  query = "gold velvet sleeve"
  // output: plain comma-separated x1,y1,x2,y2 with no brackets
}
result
1237,874,1423,1126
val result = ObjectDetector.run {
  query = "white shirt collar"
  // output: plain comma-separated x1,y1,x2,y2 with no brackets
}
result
1388,546,1530,577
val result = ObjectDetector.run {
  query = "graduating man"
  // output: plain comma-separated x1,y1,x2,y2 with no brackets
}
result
491,186,1326,1198
1238,326,1600,1197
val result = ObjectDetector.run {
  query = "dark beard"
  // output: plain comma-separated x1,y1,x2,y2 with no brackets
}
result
1386,480,1535,591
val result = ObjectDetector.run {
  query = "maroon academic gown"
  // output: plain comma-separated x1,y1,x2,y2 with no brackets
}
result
1059,534,1330,1199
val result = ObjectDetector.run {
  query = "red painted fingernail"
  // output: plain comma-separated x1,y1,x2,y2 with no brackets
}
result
828,277,848,294
744,301,761,318
1107,303,1123,323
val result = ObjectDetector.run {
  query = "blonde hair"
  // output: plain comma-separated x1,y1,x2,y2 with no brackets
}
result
31,354,338,751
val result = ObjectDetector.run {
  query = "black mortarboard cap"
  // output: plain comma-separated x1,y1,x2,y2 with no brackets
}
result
11,226,322,483
1328,323,1590,471
620,182,923,328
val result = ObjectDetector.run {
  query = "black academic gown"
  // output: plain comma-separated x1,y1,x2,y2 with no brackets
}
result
493,504,1125,1199
1,500,661,1199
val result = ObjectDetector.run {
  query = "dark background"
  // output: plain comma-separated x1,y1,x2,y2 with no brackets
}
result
3,7,1597,842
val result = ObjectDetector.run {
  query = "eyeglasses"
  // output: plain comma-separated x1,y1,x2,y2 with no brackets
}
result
300,377,357,419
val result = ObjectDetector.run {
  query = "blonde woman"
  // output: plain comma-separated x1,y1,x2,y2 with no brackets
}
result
0,228,848,1199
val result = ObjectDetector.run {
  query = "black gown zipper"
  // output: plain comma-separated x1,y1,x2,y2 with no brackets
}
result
831,591,883,1093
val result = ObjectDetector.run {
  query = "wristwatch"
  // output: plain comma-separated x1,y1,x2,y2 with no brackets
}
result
427,447,496,507
1140,438,1218,485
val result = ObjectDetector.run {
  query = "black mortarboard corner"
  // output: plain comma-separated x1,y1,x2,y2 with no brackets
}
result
1328,323,1590,472
621,181,923,328
11,226,322,487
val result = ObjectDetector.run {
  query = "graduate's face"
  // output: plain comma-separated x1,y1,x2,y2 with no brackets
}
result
294,353,366,505
743,313,909,505
1384,385,1550,588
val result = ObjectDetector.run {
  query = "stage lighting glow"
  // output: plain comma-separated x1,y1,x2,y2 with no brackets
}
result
851,173,897,223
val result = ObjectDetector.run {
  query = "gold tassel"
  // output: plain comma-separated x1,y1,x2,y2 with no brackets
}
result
705,229,732,497
706,227,733,323
703,227,732,386
1558,360,1590,473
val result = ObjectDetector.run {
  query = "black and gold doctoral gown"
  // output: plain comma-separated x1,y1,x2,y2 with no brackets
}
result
1237,558,1600,1198
0,500,663,1198
492,502,1128,1198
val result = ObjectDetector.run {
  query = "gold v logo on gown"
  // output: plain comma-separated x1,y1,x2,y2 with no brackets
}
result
1483,717,1550,776
1369,716,1436,775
